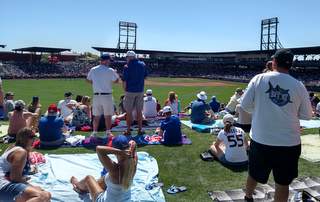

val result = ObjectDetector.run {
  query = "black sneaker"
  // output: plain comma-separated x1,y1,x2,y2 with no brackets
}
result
244,196,254,202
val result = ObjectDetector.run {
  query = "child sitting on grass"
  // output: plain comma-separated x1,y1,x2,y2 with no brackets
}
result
158,106,182,145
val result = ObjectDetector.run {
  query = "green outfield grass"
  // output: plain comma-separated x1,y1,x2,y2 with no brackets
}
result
0,78,319,202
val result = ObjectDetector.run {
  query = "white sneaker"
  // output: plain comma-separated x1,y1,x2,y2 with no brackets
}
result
90,131,97,137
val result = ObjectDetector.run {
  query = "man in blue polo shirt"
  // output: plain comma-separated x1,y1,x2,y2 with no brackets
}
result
122,51,148,135
190,91,215,124
39,104,66,147
159,106,182,145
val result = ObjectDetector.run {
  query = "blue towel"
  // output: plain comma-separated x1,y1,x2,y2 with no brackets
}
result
181,120,224,133
300,119,320,129
29,152,165,202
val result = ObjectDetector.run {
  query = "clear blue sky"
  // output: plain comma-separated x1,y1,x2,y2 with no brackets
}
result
1,0,319,53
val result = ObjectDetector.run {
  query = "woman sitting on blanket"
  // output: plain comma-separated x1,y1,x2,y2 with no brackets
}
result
71,135,138,202
209,114,249,167
0,127,51,201
164,91,179,115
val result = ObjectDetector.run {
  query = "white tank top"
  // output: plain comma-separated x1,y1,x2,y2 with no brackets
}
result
0,146,23,189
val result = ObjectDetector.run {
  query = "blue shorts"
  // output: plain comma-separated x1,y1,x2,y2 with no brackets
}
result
219,154,248,167
0,182,29,201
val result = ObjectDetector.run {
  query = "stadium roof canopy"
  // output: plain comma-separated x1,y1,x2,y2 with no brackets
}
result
92,46,320,56
0,45,6,48
12,46,71,53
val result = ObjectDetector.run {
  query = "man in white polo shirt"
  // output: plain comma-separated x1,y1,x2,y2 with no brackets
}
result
241,49,312,202
87,54,119,137
143,89,157,118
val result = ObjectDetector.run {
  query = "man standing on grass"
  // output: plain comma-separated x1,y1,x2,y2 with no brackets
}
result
87,54,119,137
241,49,312,202
122,51,148,135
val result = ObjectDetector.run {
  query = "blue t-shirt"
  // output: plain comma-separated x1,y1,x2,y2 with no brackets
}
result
39,116,64,142
122,59,148,93
209,98,220,113
160,115,182,145
190,99,211,123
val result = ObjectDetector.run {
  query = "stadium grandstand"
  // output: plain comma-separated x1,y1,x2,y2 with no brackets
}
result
0,45,320,90
92,46,320,91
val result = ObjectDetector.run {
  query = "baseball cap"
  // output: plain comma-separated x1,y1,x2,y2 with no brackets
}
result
100,53,112,61
64,92,73,97
223,114,234,124
163,106,172,114
271,49,293,67
236,88,243,93
14,100,25,109
146,89,152,95
197,91,207,101
112,135,130,150
126,51,136,58
48,104,58,113
6,92,14,97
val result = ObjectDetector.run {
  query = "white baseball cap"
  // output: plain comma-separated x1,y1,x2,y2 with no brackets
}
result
126,51,136,58
223,114,234,124
163,106,172,113
197,91,207,101
146,89,152,95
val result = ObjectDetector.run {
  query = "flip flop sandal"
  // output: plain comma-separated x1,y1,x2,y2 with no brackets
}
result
167,185,187,194
145,182,164,190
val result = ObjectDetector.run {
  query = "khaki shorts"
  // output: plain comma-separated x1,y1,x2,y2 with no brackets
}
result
92,95,114,116
124,92,144,113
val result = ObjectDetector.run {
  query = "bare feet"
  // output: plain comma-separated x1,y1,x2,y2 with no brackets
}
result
70,176,88,194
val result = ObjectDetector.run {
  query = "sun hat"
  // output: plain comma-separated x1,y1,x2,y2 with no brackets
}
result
163,106,172,113
126,51,136,58
223,114,234,124
197,91,207,101
112,135,130,150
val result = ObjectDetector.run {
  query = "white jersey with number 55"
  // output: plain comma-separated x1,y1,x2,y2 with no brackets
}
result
217,127,248,163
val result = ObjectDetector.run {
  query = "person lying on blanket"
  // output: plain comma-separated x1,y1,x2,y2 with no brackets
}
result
0,127,51,201
209,114,249,167
70,135,138,202
158,106,182,145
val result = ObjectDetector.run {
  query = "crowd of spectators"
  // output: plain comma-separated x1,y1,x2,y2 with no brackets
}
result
0,59,320,89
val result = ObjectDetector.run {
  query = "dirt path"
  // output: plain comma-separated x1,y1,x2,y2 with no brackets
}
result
145,80,234,87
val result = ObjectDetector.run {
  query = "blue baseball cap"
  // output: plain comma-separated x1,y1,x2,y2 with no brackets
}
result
112,135,130,150
100,53,112,61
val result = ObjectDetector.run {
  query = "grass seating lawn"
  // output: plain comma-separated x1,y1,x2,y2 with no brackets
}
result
0,78,319,202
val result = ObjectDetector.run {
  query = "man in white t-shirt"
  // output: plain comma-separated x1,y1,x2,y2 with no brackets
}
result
87,53,119,137
241,49,313,202
143,89,157,118
226,88,243,114
234,103,252,132
57,92,77,122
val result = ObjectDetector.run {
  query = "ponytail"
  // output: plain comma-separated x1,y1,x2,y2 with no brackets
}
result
224,121,232,133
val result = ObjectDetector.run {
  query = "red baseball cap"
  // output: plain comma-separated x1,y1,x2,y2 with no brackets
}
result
48,104,58,113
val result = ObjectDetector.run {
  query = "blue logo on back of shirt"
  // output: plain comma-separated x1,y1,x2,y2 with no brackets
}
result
265,81,292,107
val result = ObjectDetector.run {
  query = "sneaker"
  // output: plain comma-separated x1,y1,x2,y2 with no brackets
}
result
137,130,145,135
90,131,97,137
244,196,254,202
105,131,113,138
